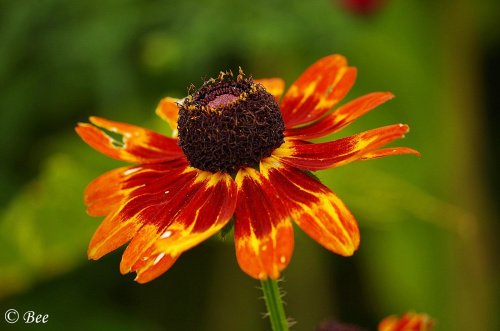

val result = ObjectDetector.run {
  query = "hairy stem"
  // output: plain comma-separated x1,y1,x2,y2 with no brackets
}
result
261,278,289,331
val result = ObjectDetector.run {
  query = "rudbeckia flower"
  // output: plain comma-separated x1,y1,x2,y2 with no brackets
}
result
76,55,419,283
378,311,435,331
334,0,390,15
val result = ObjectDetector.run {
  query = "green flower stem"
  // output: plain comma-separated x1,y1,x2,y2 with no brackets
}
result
261,278,289,331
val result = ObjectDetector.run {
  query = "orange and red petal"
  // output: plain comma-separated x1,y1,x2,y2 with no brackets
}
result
379,311,435,331
120,224,166,274
260,158,359,256
119,224,180,283
360,147,421,160
275,124,417,171
280,55,357,128
285,92,395,140
90,165,237,283
84,159,188,216
234,167,294,280
87,207,143,261
134,252,180,284
118,221,180,283
84,166,131,217
155,97,180,137
75,117,184,164
155,171,237,256
87,163,198,260
254,78,285,103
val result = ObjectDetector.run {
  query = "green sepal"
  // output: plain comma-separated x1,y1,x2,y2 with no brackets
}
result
219,217,234,240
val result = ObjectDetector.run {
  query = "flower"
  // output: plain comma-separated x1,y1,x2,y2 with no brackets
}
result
378,311,435,331
334,0,390,15
312,311,434,331
76,55,419,283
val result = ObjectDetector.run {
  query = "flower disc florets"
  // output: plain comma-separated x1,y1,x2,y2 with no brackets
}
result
177,69,285,173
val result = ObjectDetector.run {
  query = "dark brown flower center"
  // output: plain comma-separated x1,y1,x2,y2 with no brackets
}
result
207,94,237,108
176,70,285,173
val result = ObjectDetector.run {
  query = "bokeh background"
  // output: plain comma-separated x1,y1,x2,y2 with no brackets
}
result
1,0,499,330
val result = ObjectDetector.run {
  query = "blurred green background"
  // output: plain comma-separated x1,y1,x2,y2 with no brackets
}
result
1,0,499,330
